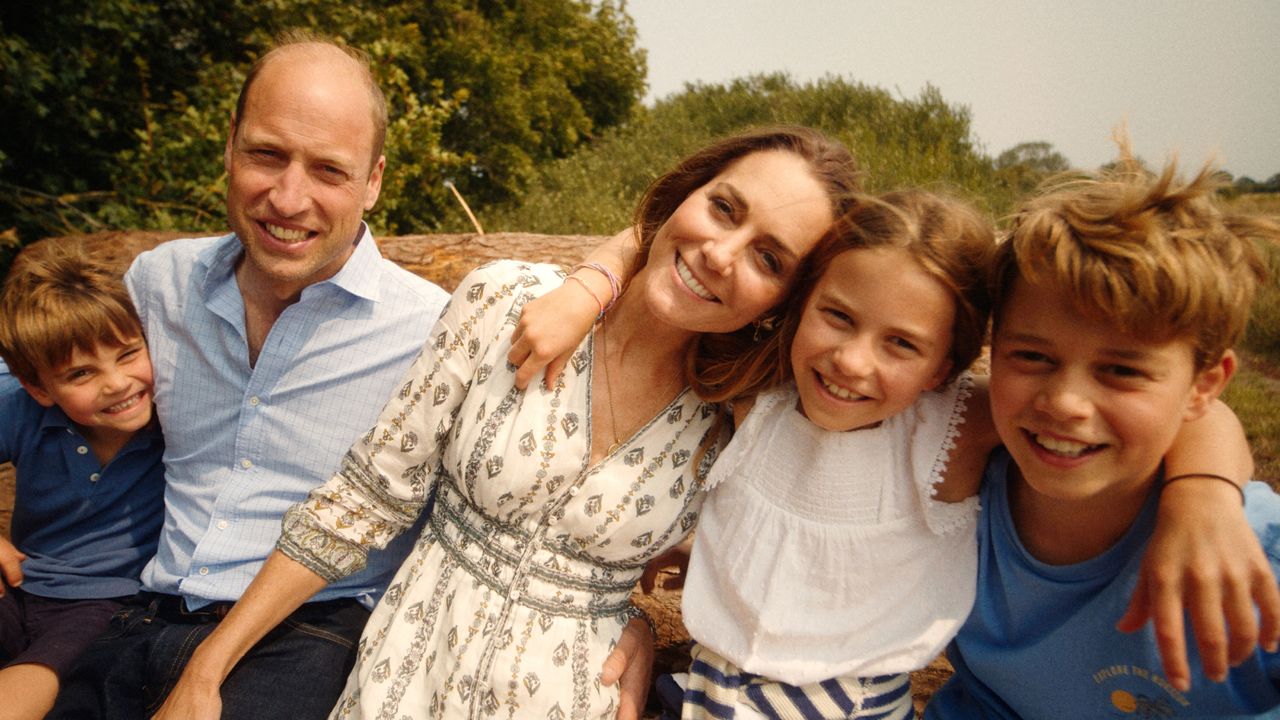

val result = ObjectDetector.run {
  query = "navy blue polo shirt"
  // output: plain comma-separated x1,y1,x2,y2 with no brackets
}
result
1,364,165,599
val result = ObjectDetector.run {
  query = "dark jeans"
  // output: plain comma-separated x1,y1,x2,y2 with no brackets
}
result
48,592,370,720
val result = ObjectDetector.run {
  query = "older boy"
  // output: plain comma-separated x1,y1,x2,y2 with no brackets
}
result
926,156,1280,718
0,242,165,720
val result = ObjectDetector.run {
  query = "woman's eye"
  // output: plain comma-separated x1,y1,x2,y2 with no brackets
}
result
711,196,734,218
758,250,781,274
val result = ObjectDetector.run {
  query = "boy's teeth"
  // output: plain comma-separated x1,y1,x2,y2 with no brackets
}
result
266,223,308,243
106,392,143,413
1034,433,1093,457
675,256,717,301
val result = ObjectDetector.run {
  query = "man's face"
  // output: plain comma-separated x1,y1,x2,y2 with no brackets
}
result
224,48,385,302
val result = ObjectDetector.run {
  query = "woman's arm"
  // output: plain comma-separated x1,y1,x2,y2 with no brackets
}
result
151,552,327,720
1119,398,1280,692
509,228,639,390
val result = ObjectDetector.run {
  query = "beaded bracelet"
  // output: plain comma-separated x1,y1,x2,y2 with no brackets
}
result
565,274,605,318
1163,472,1245,505
572,262,622,314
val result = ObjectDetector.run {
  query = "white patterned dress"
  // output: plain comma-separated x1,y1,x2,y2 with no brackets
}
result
279,261,721,720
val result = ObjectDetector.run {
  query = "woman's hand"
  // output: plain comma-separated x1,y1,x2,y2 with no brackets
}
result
150,662,224,720
601,616,655,720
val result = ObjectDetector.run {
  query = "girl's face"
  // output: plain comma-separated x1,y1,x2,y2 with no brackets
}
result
790,247,955,431
636,149,834,335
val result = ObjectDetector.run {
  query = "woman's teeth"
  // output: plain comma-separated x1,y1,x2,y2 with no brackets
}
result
675,257,717,301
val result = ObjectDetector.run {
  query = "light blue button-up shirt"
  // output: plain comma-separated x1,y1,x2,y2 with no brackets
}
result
126,229,449,608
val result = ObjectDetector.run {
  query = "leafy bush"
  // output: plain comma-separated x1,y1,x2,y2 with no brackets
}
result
479,73,1010,235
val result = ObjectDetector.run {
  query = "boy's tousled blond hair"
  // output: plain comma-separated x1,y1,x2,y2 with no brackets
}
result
0,241,142,385
993,144,1276,370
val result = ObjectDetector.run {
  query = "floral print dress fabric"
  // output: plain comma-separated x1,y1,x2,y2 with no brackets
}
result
279,261,720,719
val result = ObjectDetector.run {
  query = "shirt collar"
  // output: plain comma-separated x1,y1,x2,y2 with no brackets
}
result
197,224,385,304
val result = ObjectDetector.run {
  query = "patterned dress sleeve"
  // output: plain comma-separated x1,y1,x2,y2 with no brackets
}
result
278,260,530,582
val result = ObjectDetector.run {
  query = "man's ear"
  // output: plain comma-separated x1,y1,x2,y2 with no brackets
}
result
18,378,56,409
363,155,386,212
1184,349,1236,421
224,113,237,175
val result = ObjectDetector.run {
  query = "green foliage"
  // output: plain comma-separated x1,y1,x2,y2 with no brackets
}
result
482,73,1008,235
1242,234,1280,362
993,141,1072,195
0,0,645,261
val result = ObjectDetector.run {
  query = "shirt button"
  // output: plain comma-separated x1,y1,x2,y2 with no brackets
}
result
509,589,522,602
76,445,89,455
198,567,209,576
217,520,229,530
568,486,579,496
240,458,253,469
249,396,261,406
89,473,101,482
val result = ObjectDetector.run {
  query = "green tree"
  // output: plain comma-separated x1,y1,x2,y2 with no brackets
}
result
484,73,1007,235
994,140,1071,194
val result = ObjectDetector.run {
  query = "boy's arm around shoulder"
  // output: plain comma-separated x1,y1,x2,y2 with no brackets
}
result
1121,398,1280,692
934,376,999,503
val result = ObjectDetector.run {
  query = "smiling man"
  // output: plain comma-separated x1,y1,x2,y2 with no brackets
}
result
47,33,450,720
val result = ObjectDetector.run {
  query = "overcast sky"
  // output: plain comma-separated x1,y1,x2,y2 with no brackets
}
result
628,0,1280,180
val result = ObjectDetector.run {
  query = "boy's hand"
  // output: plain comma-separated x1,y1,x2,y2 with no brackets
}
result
0,536,25,593
601,616,655,720
1118,480,1280,692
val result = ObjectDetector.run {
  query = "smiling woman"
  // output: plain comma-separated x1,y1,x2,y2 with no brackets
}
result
152,125,864,720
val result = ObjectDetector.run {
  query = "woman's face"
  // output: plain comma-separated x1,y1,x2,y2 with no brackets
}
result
637,149,834,335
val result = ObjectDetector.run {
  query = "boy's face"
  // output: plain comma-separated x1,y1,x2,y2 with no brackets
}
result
21,336,154,445
989,277,1227,503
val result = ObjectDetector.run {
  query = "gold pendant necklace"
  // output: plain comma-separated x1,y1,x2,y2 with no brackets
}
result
598,320,623,457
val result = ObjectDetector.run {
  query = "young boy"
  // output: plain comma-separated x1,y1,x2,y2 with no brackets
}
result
0,241,165,720
925,154,1280,718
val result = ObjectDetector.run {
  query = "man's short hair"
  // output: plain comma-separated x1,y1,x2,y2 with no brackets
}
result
232,29,388,169
0,241,143,385
992,147,1276,370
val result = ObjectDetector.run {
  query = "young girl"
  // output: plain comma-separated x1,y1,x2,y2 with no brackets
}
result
517,188,1264,720
669,189,994,719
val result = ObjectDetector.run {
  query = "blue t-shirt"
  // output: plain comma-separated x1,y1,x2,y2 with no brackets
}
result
0,363,165,599
926,449,1280,719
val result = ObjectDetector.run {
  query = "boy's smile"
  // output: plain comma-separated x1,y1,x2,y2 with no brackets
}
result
989,278,1223,507
23,337,155,455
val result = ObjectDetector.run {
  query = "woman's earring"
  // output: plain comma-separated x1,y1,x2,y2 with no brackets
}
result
752,315,777,342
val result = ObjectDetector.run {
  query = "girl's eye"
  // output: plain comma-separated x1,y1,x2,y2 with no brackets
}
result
1009,349,1052,365
822,307,852,326
889,336,919,354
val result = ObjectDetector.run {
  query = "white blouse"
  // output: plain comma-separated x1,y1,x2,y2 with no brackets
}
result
681,378,979,685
